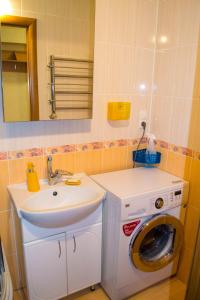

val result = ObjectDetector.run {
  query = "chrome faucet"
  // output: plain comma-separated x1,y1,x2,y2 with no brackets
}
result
47,156,73,185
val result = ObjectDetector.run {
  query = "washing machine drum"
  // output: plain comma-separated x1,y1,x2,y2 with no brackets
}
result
130,214,184,272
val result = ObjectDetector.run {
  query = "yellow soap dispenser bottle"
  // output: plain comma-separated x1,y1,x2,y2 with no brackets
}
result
27,162,40,192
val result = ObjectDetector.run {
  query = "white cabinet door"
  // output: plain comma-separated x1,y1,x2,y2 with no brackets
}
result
67,224,102,295
24,233,67,300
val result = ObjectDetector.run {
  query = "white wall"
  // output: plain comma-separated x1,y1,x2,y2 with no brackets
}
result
0,0,158,151
150,0,200,147
1,0,198,152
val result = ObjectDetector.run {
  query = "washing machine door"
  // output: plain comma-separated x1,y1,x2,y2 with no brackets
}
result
130,214,183,272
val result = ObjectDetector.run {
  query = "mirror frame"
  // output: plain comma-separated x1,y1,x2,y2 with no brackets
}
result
0,15,39,121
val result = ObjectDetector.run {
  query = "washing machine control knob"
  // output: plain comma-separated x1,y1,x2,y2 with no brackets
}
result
155,198,164,209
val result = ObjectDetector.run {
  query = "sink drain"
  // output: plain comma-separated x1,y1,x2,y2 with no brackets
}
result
53,191,58,196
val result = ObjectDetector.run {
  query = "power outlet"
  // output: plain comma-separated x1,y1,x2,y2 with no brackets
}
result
140,120,147,130
139,110,147,129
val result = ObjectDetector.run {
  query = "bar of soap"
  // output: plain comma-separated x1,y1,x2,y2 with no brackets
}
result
65,179,81,185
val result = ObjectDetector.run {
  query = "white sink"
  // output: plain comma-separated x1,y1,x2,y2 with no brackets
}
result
8,174,105,228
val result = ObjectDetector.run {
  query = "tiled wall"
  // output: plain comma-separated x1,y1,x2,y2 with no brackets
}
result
0,1,158,288
150,0,200,287
156,135,200,286
0,0,158,152
0,135,198,289
156,32,200,285
0,137,147,289
151,0,200,148
0,0,199,292
179,34,200,285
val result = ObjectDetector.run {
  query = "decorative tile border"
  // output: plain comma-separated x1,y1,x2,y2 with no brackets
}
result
181,147,193,157
0,152,8,160
0,138,199,161
156,140,169,149
156,140,194,157
170,144,182,153
127,139,138,147
46,144,76,155
76,142,104,152
8,148,44,159
116,139,128,147
194,152,200,160
104,140,117,148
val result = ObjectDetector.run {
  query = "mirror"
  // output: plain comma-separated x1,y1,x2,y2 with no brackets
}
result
1,16,39,121
0,0,95,122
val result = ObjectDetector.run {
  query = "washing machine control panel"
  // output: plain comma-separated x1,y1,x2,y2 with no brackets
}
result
153,189,183,211
169,189,183,206
150,188,183,213
121,187,184,220
155,198,164,209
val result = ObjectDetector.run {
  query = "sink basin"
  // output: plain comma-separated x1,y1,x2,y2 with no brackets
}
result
8,174,105,228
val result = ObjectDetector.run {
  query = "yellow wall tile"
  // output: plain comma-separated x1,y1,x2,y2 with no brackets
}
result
24,157,46,180
187,99,200,152
166,151,192,180
9,159,26,184
191,34,200,100
0,210,15,256
7,253,20,290
178,246,194,284
102,147,128,173
127,146,135,169
75,150,102,175
9,156,45,184
0,160,10,211
157,147,168,171
189,159,200,209
50,153,76,174
183,205,200,251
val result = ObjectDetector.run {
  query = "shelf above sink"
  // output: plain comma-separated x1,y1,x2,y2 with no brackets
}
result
8,173,106,228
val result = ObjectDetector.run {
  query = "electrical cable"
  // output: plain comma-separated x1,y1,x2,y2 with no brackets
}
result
133,122,146,168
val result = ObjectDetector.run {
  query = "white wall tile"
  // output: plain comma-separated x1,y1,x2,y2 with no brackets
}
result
178,0,200,46
94,0,109,43
21,0,46,14
151,0,199,146
169,98,192,147
151,96,173,142
173,46,198,99
46,15,69,57
107,0,137,45
9,0,21,12
157,0,180,50
105,44,134,94
93,42,108,94
153,49,176,97
134,48,155,96
130,95,151,138
46,0,70,17
68,0,93,21
135,0,158,49
4,0,199,152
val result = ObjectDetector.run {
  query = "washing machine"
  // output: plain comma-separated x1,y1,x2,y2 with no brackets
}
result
91,167,188,300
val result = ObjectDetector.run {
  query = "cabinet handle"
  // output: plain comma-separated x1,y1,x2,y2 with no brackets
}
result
58,241,61,258
73,235,76,253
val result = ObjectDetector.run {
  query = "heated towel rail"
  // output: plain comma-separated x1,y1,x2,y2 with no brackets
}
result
48,55,93,119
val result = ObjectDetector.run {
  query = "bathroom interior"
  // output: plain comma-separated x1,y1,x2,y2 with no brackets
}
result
0,0,200,299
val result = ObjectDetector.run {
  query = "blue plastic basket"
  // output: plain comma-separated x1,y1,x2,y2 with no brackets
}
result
132,149,161,167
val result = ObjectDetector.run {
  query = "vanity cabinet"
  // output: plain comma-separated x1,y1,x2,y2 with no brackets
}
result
24,233,67,300
23,224,102,300
67,224,102,294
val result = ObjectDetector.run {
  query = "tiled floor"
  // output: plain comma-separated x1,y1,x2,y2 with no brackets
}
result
13,277,186,300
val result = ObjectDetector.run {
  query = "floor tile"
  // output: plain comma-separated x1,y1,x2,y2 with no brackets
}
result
14,277,186,300
14,290,24,300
